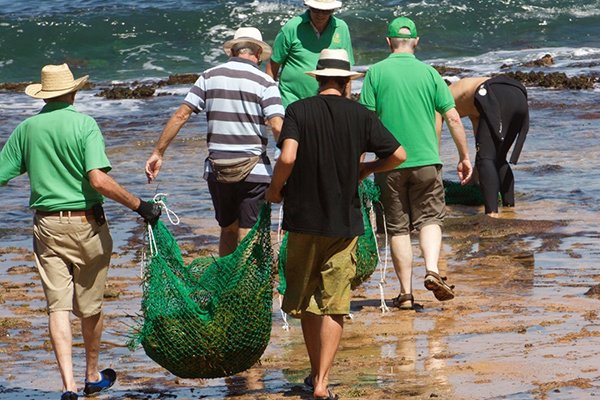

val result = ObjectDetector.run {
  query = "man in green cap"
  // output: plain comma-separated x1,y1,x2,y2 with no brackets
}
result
360,17,473,309
266,0,354,107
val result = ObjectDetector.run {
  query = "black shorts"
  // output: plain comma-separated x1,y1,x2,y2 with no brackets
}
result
207,179,268,228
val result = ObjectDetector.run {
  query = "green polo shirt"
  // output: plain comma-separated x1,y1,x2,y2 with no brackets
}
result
360,53,455,169
0,102,111,211
271,11,354,107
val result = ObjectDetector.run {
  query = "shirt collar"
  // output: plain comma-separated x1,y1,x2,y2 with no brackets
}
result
40,102,74,113
228,56,259,68
387,52,416,60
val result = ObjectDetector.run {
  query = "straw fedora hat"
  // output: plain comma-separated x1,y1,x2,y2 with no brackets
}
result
25,64,89,99
306,49,363,79
304,0,342,11
223,27,272,61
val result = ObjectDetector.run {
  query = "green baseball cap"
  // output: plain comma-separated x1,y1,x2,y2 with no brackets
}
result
387,16,418,38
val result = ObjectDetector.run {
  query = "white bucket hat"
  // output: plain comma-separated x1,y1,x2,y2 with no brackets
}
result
223,27,272,61
304,0,342,10
306,49,363,79
25,64,89,99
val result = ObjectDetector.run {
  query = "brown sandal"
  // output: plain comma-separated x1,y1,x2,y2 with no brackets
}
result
392,293,414,310
424,271,455,301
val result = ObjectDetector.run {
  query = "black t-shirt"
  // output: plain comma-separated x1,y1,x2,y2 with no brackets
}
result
278,95,400,237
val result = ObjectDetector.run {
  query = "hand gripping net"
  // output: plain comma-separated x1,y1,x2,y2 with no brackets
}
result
129,203,274,379
277,179,381,293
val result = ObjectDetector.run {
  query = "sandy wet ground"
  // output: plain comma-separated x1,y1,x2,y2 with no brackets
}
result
1,203,600,400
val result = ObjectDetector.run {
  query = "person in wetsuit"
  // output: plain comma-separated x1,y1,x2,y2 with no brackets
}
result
449,76,529,217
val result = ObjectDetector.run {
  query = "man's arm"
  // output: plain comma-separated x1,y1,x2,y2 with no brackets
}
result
265,138,298,203
88,169,140,210
443,107,473,185
359,147,406,181
266,116,283,142
145,103,193,182
89,169,161,223
266,60,281,81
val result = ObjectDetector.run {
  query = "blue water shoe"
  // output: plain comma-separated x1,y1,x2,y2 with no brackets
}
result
61,391,78,400
83,368,117,396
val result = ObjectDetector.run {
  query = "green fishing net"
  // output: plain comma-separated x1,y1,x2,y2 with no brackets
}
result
443,180,485,206
129,203,274,379
277,179,381,293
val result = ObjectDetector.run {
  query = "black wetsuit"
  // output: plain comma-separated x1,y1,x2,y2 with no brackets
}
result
474,75,529,214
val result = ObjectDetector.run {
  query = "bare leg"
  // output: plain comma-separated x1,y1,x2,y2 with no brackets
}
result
238,227,251,243
82,312,103,382
390,234,413,294
419,224,442,275
49,311,77,392
301,313,344,399
219,220,239,257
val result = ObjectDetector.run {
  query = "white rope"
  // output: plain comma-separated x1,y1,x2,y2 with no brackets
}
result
377,202,391,315
140,193,180,279
277,204,283,242
153,192,180,225
278,294,290,331
276,204,291,331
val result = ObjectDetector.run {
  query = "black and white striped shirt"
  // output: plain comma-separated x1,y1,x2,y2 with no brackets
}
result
184,57,284,183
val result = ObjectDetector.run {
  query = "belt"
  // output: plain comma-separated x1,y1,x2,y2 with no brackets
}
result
36,209,95,217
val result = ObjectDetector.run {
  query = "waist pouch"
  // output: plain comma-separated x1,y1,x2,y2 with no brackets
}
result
209,155,261,183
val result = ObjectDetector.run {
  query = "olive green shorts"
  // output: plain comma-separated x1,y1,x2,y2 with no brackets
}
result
282,232,358,318
33,213,113,318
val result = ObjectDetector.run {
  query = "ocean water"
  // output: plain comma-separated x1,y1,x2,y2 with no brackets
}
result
1,0,600,82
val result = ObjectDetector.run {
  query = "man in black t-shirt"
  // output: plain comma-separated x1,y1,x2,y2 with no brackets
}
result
266,49,406,400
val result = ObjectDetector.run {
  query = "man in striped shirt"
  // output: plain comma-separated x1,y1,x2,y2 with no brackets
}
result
145,27,284,256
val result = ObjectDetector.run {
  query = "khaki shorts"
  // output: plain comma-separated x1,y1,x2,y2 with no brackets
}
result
282,233,357,317
33,213,113,318
375,165,446,236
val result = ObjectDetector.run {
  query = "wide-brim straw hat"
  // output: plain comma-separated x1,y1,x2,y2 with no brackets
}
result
25,63,88,99
223,27,272,61
304,0,342,10
306,49,363,80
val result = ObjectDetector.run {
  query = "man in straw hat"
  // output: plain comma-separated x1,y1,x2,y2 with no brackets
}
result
360,17,473,310
266,0,354,107
266,48,406,399
0,63,161,399
146,27,284,257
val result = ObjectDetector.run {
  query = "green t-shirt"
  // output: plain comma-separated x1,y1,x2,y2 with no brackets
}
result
0,102,112,211
271,11,354,107
360,53,455,169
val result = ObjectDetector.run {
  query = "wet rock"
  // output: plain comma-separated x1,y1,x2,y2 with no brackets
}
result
432,65,470,76
584,284,600,298
522,54,555,67
0,82,32,92
6,265,36,275
97,84,156,99
524,164,564,176
167,74,198,85
501,71,598,90
0,81,94,93
159,73,199,86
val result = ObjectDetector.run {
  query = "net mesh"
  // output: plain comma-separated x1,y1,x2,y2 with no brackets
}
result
129,203,274,379
444,180,484,205
277,179,380,293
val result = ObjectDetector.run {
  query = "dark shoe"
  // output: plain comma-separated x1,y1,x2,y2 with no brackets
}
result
314,389,339,400
83,368,117,396
392,293,414,310
424,271,455,301
61,391,78,400
304,375,314,389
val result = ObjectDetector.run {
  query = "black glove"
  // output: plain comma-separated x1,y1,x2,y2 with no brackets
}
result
135,199,161,224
